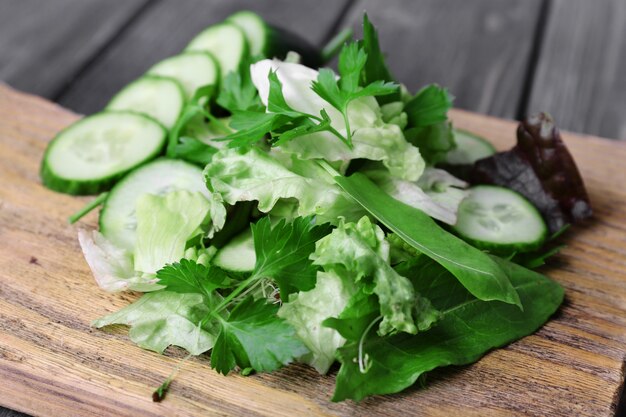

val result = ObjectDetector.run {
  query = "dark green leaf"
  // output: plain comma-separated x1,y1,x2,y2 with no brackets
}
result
225,112,291,148
156,259,230,298
271,111,333,146
252,216,332,297
217,63,263,113
267,70,304,117
361,13,395,86
350,80,398,99
311,68,344,109
404,120,455,165
323,290,380,341
173,136,218,165
331,172,521,308
404,84,453,128
338,42,367,92
211,297,309,374
332,256,564,401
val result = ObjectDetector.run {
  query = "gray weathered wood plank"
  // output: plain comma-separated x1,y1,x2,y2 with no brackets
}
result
526,0,626,140
0,0,149,99
57,0,350,114
339,0,543,119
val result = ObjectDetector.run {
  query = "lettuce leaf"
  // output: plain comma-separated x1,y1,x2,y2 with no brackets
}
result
92,291,218,355
310,216,439,335
278,271,356,373
134,191,221,274
77,229,162,293
204,147,365,224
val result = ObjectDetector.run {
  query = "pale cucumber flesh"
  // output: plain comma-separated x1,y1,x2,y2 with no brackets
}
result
106,75,185,129
100,158,209,251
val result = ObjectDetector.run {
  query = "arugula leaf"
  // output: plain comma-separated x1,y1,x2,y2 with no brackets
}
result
211,296,309,374
365,166,469,225
326,170,522,308
252,216,332,297
156,259,230,297
92,291,218,355
332,256,564,401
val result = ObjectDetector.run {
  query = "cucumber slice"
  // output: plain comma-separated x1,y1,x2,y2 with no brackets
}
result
227,11,267,57
227,10,323,67
106,75,185,130
445,129,496,165
147,52,219,99
453,185,547,253
212,229,255,273
41,111,166,195
185,22,249,78
100,158,209,251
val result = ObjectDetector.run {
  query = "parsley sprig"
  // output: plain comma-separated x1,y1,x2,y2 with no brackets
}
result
156,216,332,375
221,41,398,150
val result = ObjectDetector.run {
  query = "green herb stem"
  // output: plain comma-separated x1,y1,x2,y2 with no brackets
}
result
321,28,353,63
68,192,108,224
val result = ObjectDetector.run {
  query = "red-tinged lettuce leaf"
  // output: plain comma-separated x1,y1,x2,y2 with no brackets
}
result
469,112,592,233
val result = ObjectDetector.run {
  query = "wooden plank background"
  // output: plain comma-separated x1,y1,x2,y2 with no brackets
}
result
1,0,625,415
2,0,625,139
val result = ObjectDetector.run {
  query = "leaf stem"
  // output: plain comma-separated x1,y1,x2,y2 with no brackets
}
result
321,28,353,63
201,109,232,135
68,192,108,224
152,352,192,402
341,106,353,148
358,316,382,374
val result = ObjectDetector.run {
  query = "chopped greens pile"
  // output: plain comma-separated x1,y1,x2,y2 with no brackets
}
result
41,11,594,402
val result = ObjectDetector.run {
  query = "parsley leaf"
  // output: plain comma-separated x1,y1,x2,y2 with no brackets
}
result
404,84,453,128
311,42,397,146
167,85,224,158
360,13,399,104
252,216,332,297
92,291,217,355
216,63,263,113
156,259,231,298
211,296,309,375
403,84,455,164
173,136,218,166
223,70,349,148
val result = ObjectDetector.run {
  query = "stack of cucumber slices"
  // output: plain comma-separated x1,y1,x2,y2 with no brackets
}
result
41,11,325,256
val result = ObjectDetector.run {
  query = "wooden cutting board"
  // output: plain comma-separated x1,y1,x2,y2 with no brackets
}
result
1,83,625,417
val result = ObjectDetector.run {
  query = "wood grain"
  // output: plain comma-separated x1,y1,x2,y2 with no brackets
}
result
57,0,351,114
527,0,626,139
0,0,149,99
339,0,543,118
1,83,625,416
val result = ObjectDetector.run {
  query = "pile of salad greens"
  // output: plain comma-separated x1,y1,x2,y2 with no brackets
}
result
41,11,593,402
